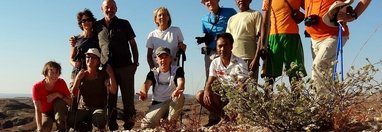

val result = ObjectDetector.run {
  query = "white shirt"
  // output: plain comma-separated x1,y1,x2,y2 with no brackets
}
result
209,54,249,79
146,26,184,67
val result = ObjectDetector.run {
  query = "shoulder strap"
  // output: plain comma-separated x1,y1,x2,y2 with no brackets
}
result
284,0,295,11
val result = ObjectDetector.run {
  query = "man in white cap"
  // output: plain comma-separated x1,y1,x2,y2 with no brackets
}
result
304,0,371,85
137,46,185,129
69,48,117,131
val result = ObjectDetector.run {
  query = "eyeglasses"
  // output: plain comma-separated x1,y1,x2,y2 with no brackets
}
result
86,55,98,59
81,18,93,23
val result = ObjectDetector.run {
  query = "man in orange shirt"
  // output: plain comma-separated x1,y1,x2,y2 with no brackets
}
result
304,0,371,85
261,0,307,86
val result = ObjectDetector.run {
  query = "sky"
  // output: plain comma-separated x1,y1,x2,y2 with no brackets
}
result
0,0,381,96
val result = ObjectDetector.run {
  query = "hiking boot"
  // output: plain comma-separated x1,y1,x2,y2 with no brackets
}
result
108,121,119,131
203,119,220,127
123,122,135,130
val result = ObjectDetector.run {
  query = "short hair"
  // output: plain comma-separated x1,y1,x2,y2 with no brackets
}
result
200,0,220,4
42,61,62,76
216,32,234,44
153,7,172,27
76,8,97,30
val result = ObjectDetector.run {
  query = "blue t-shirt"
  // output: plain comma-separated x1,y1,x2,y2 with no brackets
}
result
201,7,236,49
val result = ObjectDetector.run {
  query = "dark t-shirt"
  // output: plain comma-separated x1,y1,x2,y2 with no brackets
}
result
71,35,99,79
80,70,109,109
97,17,136,68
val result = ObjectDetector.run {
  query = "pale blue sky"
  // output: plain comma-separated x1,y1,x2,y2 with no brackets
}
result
0,0,381,95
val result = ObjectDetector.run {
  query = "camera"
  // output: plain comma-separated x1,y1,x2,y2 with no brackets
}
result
200,47,215,55
304,15,319,26
195,33,214,45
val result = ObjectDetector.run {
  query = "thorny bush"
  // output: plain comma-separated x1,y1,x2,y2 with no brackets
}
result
212,60,382,131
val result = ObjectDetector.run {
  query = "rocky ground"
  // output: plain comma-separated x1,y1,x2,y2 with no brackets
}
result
2,95,382,131
0,95,212,131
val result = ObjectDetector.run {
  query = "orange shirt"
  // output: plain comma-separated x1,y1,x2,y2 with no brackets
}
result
263,0,303,34
305,0,349,40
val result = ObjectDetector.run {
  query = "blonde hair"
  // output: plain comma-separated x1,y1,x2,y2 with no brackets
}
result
153,7,172,27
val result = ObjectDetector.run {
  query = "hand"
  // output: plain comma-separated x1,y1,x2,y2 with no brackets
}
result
74,61,81,69
69,36,77,47
337,11,356,23
76,69,86,80
249,59,259,72
178,43,187,51
47,93,62,103
171,88,184,98
136,91,147,101
203,89,212,106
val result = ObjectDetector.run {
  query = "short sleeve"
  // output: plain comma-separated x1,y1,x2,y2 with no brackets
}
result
146,32,154,49
32,82,41,101
209,59,218,77
176,27,184,42
174,67,185,87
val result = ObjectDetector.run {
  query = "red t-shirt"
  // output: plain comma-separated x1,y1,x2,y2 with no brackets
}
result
32,78,70,113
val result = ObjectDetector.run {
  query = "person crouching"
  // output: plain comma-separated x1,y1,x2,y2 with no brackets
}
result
138,46,185,129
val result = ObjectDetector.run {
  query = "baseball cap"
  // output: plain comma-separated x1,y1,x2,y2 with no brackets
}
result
155,46,171,57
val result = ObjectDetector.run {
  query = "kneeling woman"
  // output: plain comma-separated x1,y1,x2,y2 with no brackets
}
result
69,48,116,131
32,61,72,132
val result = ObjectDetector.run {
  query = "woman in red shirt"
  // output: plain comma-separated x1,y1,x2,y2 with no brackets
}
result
32,61,72,132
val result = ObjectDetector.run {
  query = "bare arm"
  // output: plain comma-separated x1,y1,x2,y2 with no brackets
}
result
250,10,268,71
138,79,153,101
129,39,139,65
147,48,155,69
338,0,372,22
72,70,86,97
46,92,72,106
106,64,117,94
172,77,185,98
33,100,43,131
354,0,371,17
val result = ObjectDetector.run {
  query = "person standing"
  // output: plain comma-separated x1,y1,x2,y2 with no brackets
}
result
69,9,99,85
98,0,139,130
305,0,371,86
198,0,237,127
32,61,72,132
146,7,187,69
260,0,307,85
226,0,263,79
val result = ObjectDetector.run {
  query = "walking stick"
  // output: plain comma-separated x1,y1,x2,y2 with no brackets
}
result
333,22,344,81
176,49,186,125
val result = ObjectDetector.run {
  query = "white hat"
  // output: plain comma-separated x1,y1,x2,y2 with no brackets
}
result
322,0,354,27
85,48,101,58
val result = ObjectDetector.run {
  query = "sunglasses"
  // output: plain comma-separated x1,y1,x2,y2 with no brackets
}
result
81,18,93,23
86,55,98,59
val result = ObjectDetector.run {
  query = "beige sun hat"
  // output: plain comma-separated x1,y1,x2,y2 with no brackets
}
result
85,48,101,58
322,0,354,27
